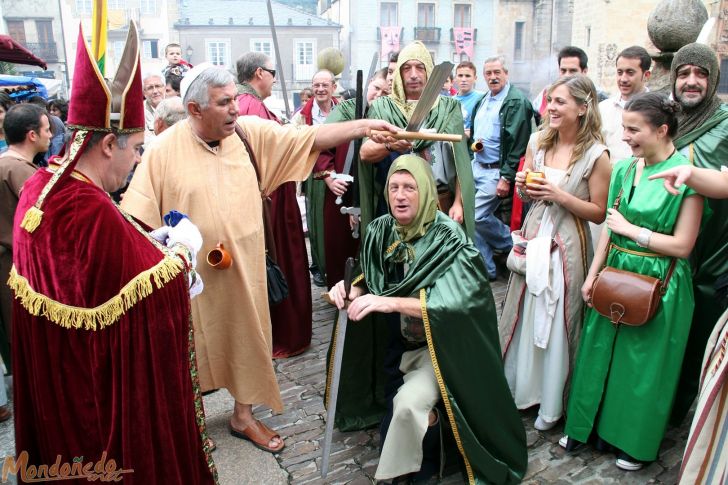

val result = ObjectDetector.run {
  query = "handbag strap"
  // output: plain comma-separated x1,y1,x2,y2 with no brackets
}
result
234,124,279,263
604,158,677,293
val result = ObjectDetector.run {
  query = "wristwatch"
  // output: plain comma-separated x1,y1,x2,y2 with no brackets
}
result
636,227,653,248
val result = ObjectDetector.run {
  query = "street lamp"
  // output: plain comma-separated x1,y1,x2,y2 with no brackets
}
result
186,45,193,62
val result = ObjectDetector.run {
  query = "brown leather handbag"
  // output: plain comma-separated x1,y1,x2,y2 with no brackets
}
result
590,249,676,326
589,160,676,326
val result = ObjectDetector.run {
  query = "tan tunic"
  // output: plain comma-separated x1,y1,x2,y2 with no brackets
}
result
122,116,319,412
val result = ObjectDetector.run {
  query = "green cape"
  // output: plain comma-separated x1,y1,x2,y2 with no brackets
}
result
363,95,475,240
348,212,526,484
671,104,728,422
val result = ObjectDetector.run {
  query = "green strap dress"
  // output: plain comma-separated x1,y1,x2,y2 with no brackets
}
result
564,153,699,461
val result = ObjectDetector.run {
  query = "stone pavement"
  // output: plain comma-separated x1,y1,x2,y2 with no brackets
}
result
0,276,692,485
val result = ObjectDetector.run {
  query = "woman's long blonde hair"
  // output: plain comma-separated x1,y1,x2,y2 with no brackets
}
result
537,74,604,167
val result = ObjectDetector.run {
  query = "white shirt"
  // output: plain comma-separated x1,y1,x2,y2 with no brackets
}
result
311,101,331,126
599,90,647,164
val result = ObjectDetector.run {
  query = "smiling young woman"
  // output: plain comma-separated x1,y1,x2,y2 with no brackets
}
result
500,74,611,433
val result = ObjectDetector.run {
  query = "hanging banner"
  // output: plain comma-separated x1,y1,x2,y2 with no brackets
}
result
454,27,475,59
380,26,401,60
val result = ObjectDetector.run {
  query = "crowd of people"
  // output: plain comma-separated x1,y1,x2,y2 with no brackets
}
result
1,20,727,485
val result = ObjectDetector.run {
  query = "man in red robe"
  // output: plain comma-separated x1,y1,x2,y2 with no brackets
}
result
291,70,358,288
8,24,216,484
235,51,312,358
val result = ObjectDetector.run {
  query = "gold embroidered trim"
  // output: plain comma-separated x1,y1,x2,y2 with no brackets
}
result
324,312,339,409
21,131,88,233
7,256,184,331
352,274,364,286
385,241,400,254
420,288,475,485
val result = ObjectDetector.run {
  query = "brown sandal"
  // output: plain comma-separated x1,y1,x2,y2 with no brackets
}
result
229,419,285,453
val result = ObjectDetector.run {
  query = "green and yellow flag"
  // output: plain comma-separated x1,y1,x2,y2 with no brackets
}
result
91,0,107,75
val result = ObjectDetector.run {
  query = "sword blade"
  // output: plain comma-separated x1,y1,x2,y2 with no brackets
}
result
405,61,454,132
321,258,355,477
361,51,379,113
320,309,347,478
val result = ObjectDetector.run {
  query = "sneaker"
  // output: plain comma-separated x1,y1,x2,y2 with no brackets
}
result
534,416,558,431
558,435,583,452
558,435,569,449
616,453,643,471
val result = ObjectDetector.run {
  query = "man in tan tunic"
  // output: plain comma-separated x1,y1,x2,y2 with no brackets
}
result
122,64,397,452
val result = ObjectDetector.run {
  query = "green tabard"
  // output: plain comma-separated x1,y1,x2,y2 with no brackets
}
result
565,154,699,461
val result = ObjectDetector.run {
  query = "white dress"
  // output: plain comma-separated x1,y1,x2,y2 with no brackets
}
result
503,165,570,424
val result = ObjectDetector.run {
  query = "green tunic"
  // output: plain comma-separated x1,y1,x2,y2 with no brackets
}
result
358,212,527,484
671,104,728,421
564,153,698,461
363,95,476,240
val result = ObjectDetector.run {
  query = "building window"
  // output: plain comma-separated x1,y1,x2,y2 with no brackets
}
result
108,0,123,9
719,59,728,94
514,21,525,61
35,20,53,45
75,0,92,16
7,20,26,44
143,40,159,59
140,0,156,16
586,26,591,47
418,3,435,27
454,3,471,28
250,39,273,59
206,39,231,68
294,39,315,81
380,2,398,26
112,40,125,61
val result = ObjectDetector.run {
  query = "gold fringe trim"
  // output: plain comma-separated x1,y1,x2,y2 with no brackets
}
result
19,207,43,233
420,288,475,485
7,257,184,331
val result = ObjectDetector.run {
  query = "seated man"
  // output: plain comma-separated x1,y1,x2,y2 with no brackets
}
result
329,155,526,484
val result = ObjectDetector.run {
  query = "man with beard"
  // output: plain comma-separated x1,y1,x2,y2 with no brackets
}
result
668,43,728,423
236,51,313,358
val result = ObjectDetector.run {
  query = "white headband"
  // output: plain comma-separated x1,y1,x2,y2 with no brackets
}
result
180,62,214,102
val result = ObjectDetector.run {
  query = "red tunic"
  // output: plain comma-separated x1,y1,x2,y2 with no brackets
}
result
298,98,359,288
237,92,312,358
11,170,216,484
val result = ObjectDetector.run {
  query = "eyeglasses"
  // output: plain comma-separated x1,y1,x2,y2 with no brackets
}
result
312,83,332,89
259,66,276,77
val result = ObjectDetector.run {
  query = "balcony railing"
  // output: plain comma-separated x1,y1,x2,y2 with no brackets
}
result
414,27,440,43
24,42,58,63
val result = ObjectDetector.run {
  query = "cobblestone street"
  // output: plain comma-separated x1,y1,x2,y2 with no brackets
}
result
0,276,692,484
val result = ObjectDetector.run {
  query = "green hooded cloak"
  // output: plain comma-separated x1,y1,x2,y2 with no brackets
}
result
361,41,475,241
328,156,526,484
670,44,728,422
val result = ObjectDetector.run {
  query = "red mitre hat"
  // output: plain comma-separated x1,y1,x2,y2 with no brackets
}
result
67,21,144,132
19,21,144,234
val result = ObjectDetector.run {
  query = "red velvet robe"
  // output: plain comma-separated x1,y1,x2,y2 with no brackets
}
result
11,170,216,484
237,91,312,358
298,98,359,288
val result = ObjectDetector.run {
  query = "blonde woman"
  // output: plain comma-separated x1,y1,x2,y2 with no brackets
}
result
499,75,611,431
